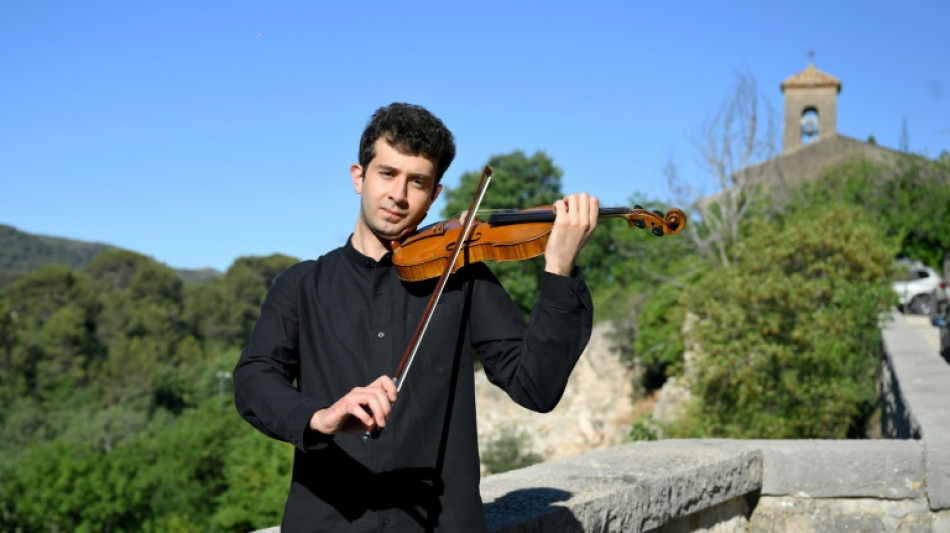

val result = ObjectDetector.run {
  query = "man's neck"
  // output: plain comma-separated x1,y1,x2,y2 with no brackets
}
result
351,225,395,261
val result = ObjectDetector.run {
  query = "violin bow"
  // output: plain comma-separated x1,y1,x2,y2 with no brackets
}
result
364,165,493,440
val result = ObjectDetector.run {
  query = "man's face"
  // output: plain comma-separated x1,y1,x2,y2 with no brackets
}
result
351,138,442,243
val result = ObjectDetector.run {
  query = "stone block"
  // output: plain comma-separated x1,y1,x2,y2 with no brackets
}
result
482,441,762,533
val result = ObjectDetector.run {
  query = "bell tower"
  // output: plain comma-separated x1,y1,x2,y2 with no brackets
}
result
780,63,842,152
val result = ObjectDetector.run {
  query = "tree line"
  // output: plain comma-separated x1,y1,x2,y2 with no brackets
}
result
0,148,948,531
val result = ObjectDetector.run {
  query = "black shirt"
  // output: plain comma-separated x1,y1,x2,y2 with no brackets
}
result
233,237,593,532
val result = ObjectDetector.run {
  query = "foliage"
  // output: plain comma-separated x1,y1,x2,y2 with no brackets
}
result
0,265,102,408
185,254,298,348
480,425,543,475
211,428,293,532
791,156,950,269
667,204,897,439
0,224,114,288
632,275,689,387
441,150,565,216
0,246,299,531
4,398,285,533
628,415,660,442
578,194,698,391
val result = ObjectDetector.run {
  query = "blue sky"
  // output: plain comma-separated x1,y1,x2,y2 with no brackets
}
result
2,1,948,271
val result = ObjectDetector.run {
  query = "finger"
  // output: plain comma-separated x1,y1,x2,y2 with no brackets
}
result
342,387,388,427
573,193,591,226
563,194,576,223
560,195,582,227
587,195,599,233
371,375,398,402
361,386,394,428
342,399,377,430
559,193,584,230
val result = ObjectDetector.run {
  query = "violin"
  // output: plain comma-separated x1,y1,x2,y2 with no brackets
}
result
390,204,686,282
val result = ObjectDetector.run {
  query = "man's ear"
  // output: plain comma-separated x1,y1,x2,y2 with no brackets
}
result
350,164,364,194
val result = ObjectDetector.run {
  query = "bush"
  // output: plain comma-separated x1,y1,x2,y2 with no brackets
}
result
480,426,543,475
669,205,896,439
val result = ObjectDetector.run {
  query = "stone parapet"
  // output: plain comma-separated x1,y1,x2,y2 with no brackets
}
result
881,313,950,510
481,441,762,532
481,439,945,532
731,439,925,499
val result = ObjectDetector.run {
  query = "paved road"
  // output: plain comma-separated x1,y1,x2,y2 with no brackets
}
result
902,313,941,353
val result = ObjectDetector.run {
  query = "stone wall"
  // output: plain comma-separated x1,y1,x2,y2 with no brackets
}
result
480,438,950,532
481,441,761,533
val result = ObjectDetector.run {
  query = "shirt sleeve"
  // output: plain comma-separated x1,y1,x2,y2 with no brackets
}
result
469,264,594,413
232,262,331,452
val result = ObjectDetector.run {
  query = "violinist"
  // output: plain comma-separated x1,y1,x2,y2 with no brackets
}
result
233,102,597,532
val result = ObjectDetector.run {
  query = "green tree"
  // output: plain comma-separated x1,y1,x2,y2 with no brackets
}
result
442,150,565,215
87,250,185,348
792,157,950,269
0,265,101,405
669,204,896,439
211,429,292,532
87,249,153,293
86,250,198,417
187,254,298,348
5,397,256,532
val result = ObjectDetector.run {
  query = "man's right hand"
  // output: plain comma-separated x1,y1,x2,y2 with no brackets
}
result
309,375,398,435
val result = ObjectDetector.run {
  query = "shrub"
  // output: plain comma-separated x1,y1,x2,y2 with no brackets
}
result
669,205,896,439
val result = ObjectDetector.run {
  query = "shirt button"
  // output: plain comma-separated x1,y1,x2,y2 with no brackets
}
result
377,331,385,338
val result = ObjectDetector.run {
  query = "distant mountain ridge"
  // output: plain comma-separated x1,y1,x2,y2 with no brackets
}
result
0,224,220,288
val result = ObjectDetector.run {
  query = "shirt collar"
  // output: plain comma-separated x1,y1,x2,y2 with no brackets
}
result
344,235,393,268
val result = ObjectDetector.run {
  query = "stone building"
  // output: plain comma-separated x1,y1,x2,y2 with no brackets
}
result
748,62,902,189
782,63,842,152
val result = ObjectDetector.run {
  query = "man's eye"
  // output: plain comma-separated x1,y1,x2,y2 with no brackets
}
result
411,178,429,190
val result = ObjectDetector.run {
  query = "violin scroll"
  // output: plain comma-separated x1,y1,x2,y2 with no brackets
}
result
622,205,686,237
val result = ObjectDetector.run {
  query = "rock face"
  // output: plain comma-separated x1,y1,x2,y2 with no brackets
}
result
475,322,636,466
653,312,697,428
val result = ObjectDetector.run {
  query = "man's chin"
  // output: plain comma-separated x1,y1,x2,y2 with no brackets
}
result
373,225,414,244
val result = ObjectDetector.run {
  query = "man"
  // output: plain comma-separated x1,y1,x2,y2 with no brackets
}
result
234,103,597,532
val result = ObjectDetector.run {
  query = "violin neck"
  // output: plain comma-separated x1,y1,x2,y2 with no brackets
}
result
487,207,634,226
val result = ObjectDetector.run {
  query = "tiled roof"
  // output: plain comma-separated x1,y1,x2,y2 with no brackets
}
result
781,63,842,93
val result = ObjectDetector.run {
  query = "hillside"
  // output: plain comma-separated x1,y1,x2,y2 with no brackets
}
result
0,224,219,288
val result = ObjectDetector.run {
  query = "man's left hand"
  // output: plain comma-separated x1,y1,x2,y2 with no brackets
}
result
543,193,599,276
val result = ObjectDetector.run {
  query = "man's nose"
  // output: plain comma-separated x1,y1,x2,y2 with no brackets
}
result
389,177,409,204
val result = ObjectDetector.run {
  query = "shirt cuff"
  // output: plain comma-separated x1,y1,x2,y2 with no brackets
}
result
287,398,333,452
539,268,591,310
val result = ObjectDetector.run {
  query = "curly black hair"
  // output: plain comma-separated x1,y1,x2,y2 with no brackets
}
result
358,103,456,185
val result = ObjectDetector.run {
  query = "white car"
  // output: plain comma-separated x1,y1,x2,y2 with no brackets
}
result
893,263,948,316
